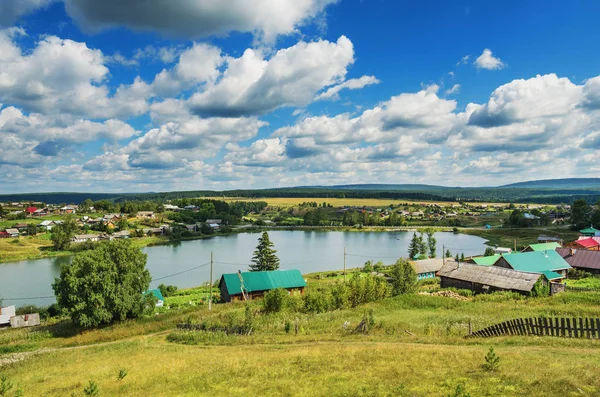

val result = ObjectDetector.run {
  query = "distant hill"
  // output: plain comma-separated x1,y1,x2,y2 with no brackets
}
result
2,178,600,205
500,178,600,189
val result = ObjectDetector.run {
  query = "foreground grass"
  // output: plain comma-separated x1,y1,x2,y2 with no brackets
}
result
4,338,600,396
2,287,600,396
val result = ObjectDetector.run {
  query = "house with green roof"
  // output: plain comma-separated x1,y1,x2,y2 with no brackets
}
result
219,269,306,302
144,289,165,307
493,250,571,280
522,242,562,252
470,254,500,266
580,226,600,237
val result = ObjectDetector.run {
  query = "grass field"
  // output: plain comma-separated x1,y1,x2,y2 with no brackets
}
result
0,235,55,262
2,272,600,396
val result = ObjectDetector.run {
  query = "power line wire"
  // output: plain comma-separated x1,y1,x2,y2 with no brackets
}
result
151,262,211,282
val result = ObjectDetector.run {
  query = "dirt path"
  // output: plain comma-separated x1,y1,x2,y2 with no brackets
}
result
0,330,171,368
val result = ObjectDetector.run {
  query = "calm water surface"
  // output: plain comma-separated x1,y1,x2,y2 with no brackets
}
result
0,231,487,307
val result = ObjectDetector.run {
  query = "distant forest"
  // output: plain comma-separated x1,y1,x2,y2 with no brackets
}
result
1,178,600,205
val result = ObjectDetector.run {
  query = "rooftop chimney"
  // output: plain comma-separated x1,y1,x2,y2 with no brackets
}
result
570,248,575,256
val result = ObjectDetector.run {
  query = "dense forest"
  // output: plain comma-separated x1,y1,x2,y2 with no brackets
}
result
2,178,600,205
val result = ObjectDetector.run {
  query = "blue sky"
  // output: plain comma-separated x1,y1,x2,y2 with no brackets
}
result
1,0,600,193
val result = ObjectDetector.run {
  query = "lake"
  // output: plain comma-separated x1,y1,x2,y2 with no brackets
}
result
0,230,488,307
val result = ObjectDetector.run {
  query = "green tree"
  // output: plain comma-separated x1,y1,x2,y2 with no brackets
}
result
388,258,417,296
51,215,78,251
52,240,151,327
117,217,129,231
484,247,496,256
445,249,452,258
250,231,280,271
571,199,592,230
26,223,38,236
418,233,428,256
426,231,437,258
460,253,465,262
408,233,420,258
79,198,94,213
482,347,500,372
0,204,4,217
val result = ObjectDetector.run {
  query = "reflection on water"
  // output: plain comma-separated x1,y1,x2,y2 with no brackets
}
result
0,231,487,307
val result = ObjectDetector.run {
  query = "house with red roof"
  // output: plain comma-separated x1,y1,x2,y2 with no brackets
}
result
571,237,599,251
0,231,10,239
25,207,37,215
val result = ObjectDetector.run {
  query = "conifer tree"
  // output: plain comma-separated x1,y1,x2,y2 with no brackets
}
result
250,231,280,271
408,233,420,258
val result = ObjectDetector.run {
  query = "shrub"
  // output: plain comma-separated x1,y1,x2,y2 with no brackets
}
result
362,260,374,273
117,368,128,381
158,284,178,297
303,290,330,313
482,347,500,372
263,288,288,313
348,273,389,308
389,258,417,296
530,279,549,297
330,283,349,310
0,374,14,396
83,380,99,396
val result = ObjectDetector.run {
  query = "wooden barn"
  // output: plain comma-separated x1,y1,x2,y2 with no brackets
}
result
437,263,542,295
219,269,306,302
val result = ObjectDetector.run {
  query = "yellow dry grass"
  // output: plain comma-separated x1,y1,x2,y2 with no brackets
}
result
3,337,600,396
0,236,54,262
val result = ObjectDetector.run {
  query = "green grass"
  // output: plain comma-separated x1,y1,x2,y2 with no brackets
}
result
566,277,600,289
2,269,600,396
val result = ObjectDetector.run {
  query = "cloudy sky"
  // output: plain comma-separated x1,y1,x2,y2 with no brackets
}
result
1,0,600,193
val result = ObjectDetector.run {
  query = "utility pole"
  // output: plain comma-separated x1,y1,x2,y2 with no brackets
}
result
209,252,213,311
343,246,347,282
442,244,445,267
514,239,517,252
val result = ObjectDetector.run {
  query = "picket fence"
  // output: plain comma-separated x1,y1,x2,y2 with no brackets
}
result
468,317,600,338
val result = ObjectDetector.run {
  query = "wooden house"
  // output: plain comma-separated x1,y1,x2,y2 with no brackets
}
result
570,238,599,251
493,250,571,280
437,263,542,295
522,242,561,252
410,258,456,280
219,270,306,302
556,248,600,275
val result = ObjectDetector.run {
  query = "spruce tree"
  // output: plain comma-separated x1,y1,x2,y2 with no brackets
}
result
445,249,452,258
427,231,437,258
408,232,420,258
250,231,280,271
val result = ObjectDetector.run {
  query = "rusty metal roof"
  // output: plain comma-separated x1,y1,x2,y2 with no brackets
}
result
437,262,541,292
556,248,600,270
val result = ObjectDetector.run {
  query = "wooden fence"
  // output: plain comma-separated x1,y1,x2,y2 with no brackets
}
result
468,317,600,339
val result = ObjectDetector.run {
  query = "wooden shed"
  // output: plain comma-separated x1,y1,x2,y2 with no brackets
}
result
438,263,541,295
219,270,306,302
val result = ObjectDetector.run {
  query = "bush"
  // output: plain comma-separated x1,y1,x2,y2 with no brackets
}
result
330,283,349,310
263,288,288,313
348,273,389,308
158,284,178,297
303,290,331,313
568,268,593,279
389,258,417,296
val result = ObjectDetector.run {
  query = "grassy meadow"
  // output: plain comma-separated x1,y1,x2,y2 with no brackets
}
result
2,272,600,396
